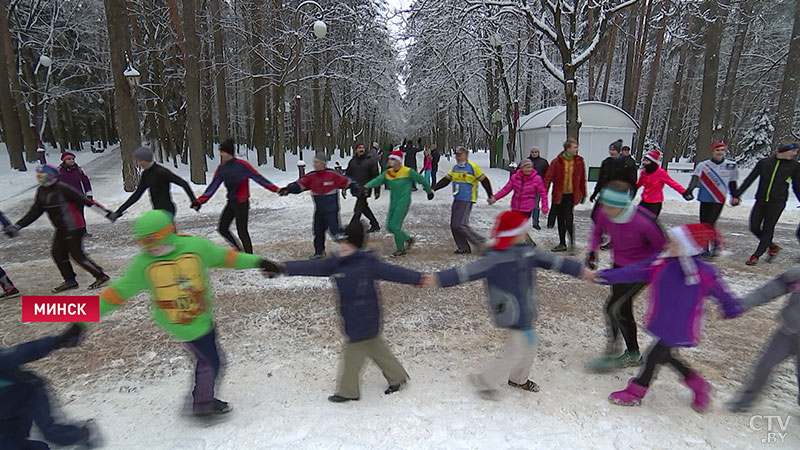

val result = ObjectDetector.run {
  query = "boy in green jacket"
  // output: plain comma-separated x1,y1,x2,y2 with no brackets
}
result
79,210,274,416
365,150,434,257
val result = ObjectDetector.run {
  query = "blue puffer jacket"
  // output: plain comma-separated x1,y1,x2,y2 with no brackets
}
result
437,244,583,329
1,337,56,404
283,250,423,342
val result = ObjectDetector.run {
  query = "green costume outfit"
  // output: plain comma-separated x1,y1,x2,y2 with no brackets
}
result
81,210,263,415
365,166,432,251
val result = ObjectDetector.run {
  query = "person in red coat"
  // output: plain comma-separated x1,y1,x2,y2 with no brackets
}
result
544,138,587,254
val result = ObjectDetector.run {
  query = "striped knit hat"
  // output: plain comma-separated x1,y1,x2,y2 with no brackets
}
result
599,188,632,207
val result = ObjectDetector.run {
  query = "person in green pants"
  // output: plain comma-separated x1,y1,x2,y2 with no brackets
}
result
365,150,434,256
76,209,275,417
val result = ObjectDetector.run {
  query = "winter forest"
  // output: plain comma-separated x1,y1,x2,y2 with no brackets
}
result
0,0,798,185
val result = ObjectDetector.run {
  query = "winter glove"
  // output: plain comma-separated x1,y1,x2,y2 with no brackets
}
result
683,191,694,201
487,197,496,205
87,195,93,201
427,191,434,201
374,189,380,200
731,197,741,207
260,258,284,277
278,187,289,196
4,224,20,238
589,192,598,203
585,251,597,270
106,211,121,222
580,197,586,204
55,324,83,349
191,200,202,211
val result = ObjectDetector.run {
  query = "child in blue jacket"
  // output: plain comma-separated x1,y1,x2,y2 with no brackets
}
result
1,327,101,449
430,211,592,400
262,220,425,403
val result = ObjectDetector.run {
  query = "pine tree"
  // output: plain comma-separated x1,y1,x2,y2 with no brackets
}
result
736,109,775,168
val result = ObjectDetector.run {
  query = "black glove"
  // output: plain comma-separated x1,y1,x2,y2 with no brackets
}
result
683,191,694,201
260,258,284,277
55,324,83,349
106,211,121,222
341,189,347,199
4,224,20,238
589,192,598,203
191,200,202,211
374,189,380,200
278,187,289,196
427,191,434,200
580,197,586,204
585,251,597,270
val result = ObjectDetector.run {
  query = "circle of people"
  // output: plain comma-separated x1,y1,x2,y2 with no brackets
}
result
1,137,799,448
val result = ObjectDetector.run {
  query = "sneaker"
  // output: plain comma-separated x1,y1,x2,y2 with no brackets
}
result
52,281,79,293
767,245,782,263
328,394,359,403
88,274,110,290
551,243,568,252
367,225,381,233
745,255,759,266
454,248,471,254
405,237,415,250
193,398,232,416
0,288,20,300
391,250,407,258
618,350,643,368
508,379,540,392
384,380,407,395
726,398,752,414
310,253,325,260
586,351,641,372
532,224,541,231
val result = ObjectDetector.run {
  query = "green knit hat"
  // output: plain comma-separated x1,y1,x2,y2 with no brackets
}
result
133,210,175,246
599,188,632,208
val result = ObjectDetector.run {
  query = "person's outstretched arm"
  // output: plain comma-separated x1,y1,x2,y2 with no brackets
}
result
116,178,149,215
365,171,386,190
282,258,338,277
432,174,452,191
0,337,58,371
167,169,200,205
662,170,686,195
493,177,513,201
527,251,584,278
197,167,224,204
373,258,424,285
241,160,279,193
436,254,498,287
479,175,493,198
597,257,657,285
15,195,45,229
80,168,93,198
740,268,800,311
735,160,762,198
707,268,743,319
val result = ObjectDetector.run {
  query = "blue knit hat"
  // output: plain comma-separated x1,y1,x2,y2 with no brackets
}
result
35,164,59,185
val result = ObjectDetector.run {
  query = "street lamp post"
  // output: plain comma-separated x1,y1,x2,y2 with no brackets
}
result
293,1,326,178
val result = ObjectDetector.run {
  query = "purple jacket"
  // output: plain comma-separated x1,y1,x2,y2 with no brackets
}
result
59,163,92,197
589,206,666,266
493,171,549,213
599,256,742,347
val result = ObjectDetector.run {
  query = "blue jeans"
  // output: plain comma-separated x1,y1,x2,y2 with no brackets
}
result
531,195,541,226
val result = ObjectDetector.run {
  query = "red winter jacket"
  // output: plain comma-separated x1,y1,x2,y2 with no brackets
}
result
636,166,685,203
544,152,587,205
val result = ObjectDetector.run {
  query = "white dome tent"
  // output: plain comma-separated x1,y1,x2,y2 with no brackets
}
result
501,101,639,181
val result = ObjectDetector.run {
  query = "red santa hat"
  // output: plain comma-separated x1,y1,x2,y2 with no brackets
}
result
61,152,76,161
643,149,661,164
668,223,718,257
490,211,529,250
388,150,404,163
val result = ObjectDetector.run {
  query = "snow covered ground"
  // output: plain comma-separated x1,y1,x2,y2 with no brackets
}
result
1,148,799,449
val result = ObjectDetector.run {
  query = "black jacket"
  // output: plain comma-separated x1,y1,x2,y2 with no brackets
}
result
431,149,441,169
593,156,639,195
345,153,381,197
17,182,96,231
528,156,549,178
737,155,800,204
116,163,198,215
404,146,421,170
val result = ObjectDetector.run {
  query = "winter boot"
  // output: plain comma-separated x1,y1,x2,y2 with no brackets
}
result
52,280,79,293
508,379,540,392
193,398,232,416
405,237,415,250
367,225,381,233
88,274,110,290
767,245,782,263
0,287,20,300
391,250,407,258
384,380,407,395
328,394,359,403
683,372,712,412
745,255,759,266
551,243,568,252
609,379,648,406
454,248,471,254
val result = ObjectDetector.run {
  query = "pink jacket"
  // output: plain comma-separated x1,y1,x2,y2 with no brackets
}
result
636,167,685,203
423,156,432,171
493,171,549,213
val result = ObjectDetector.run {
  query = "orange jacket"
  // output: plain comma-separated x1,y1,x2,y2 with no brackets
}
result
544,152,587,205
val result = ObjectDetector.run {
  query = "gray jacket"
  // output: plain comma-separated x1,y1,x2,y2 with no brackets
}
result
742,268,800,333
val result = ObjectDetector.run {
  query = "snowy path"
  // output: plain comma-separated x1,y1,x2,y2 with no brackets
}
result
0,150,798,449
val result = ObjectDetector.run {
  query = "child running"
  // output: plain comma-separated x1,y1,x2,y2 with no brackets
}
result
428,211,593,399
597,223,742,411
585,181,666,373
728,268,800,412
635,150,687,218
261,220,424,403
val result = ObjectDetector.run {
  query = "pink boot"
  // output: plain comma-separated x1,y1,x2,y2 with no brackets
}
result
683,372,711,412
608,379,648,406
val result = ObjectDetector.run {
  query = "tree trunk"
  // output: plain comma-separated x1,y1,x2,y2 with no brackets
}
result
629,0,653,113
182,0,206,184
104,0,141,189
601,21,617,103
695,0,728,163
312,56,323,152
0,7,24,169
663,43,688,164
636,0,669,157
774,1,800,145
251,0,267,165
621,9,639,114
718,0,756,147
0,8,36,162
209,0,229,142
166,0,185,53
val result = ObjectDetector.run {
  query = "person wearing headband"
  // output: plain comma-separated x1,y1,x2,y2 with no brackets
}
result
584,181,666,373
735,142,800,265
